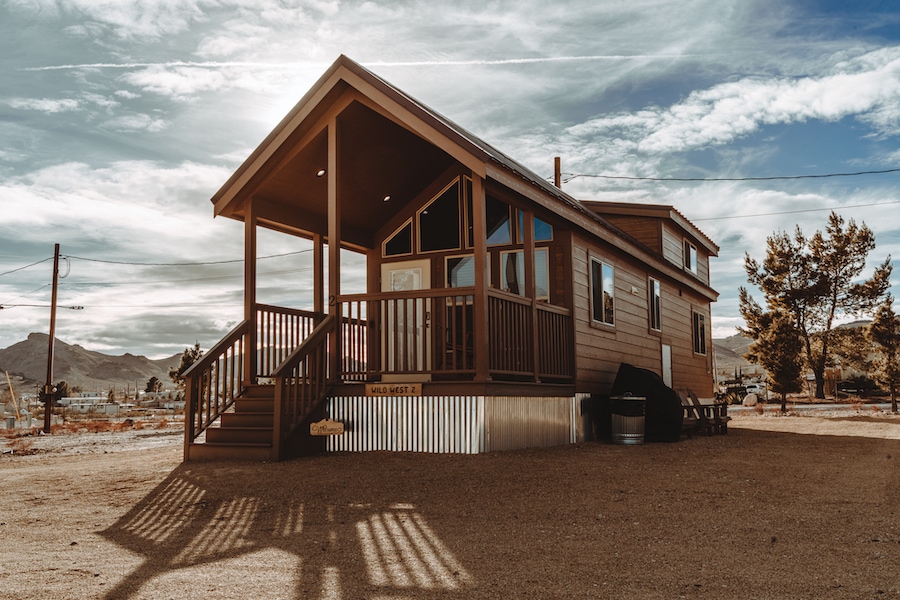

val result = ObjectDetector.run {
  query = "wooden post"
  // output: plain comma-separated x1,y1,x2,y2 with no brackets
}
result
471,175,490,381
327,120,341,382
522,211,539,381
43,243,60,433
244,201,258,385
554,156,561,188
313,233,324,317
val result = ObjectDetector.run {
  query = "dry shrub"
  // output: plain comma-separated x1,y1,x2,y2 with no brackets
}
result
132,420,146,430
155,418,169,430
111,419,134,432
872,405,883,413
754,403,765,415
7,437,34,454
83,420,114,433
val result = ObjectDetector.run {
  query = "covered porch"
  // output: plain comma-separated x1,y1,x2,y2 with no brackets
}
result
183,57,575,461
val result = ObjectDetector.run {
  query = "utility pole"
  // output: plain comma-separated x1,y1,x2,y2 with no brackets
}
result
43,243,60,433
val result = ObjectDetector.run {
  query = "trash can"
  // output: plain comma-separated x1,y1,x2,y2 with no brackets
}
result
609,394,646,445
5,416,15,430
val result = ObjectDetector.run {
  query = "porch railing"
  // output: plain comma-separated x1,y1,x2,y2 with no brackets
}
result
339,288,574,382
184,305,327,453
257,304,323,377
183,320,247,455
271,314,335,460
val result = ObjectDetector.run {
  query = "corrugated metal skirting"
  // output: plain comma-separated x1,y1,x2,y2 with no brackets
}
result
326,395,582,454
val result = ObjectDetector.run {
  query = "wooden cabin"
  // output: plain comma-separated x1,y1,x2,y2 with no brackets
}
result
183,55,719,461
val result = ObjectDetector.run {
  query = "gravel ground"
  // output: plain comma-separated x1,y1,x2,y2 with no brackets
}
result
2,411,900,599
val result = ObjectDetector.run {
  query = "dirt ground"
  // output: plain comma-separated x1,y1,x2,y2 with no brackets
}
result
2,409,900,599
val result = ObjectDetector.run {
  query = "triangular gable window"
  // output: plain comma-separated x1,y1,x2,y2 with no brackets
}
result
384,220,413,257
418,179,461,253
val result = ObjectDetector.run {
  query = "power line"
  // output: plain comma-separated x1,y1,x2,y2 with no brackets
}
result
64,248,313,267
0,257,53,278
561,167,900,183
692,200,900,222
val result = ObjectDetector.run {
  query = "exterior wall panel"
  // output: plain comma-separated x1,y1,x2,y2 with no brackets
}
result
571,233,715,397
325,395,578,454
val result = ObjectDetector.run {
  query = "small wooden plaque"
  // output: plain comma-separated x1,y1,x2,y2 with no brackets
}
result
365,383,423,397
310,419,344,436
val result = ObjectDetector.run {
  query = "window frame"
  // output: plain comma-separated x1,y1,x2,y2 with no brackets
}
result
382,219,414,258
589,256,615,327
417,178,462,254
649,277,662,332
684,240,698,274
692,310,707,355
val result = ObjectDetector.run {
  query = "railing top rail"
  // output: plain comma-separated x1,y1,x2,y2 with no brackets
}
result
182,319,248,379
536,302,571,316
271,314,337,379
257,304,324,320
340,288,476,303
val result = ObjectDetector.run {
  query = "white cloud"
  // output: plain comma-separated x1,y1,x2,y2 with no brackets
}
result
120,64,293,99
101,113,170,132
6,97,81,113
570,47,900,157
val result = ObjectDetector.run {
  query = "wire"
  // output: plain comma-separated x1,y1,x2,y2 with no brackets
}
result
0,257,53,278
561,167,900,183
64,248,313,267
691,200,900,222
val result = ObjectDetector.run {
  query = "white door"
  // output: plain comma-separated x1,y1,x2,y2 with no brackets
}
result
381,259,432,381
661,344,673,387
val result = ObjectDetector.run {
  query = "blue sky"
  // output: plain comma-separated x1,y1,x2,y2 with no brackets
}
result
1,0,899,358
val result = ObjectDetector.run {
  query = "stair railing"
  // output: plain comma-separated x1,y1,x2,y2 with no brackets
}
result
270,314,336,460
182,320,248,458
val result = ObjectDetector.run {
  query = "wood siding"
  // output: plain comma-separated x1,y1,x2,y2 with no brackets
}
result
661,222,710,286
602,216,662,253
571,234,714,397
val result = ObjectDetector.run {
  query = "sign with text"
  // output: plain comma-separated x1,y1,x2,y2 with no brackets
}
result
310,419,344,436
365,383,423,397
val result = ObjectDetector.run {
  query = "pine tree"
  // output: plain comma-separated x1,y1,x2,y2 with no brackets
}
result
743,212,891,398
867,299,900,413
740,295,804,412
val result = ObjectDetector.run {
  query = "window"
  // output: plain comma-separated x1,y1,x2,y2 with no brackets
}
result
419,180,461,253
499,249,549,300
684,240,698,274
467,193,511,247
383,220,412,257
649,278,661,331
517,211,554,243
693,311,707,355
590,258,614,325
446,255,477,288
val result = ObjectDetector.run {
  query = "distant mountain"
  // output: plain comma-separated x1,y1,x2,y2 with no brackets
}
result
713,333,754,378
0,333,180,394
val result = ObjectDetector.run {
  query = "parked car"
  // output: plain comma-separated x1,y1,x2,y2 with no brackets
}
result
744,384,764,396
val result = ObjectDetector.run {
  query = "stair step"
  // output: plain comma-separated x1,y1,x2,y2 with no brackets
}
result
234,398,274,413
187,442,272,462
206,426,273,445
242,384,276,398
221,412,273,428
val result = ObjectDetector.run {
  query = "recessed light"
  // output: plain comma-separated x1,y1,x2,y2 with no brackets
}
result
316,169,326,177
382,195,391,202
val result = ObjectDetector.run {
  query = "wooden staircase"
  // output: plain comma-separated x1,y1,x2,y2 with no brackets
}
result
187,385,275,461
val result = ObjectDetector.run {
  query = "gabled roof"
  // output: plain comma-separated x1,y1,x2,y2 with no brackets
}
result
209,55,717,299
211,55,607,242
580,200,719,256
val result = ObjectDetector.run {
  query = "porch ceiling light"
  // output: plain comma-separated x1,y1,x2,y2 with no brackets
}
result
316,168,326,177
383,195,391,202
